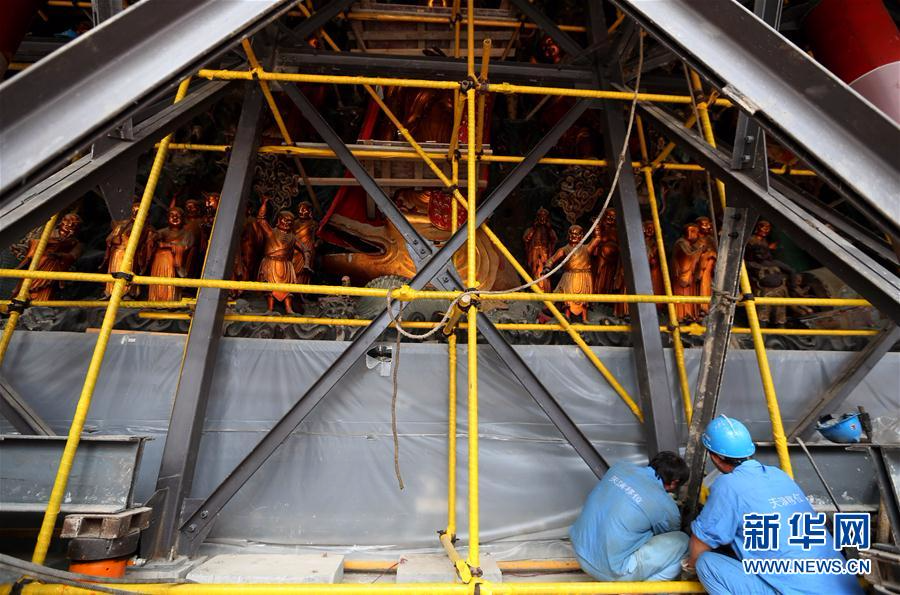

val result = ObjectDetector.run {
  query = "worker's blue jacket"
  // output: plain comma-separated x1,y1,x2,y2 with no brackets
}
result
692,459,863,594
570,462,681,577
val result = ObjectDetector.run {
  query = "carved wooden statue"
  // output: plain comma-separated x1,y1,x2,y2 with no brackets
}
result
148,207,197,302
256,198,299,314
101,202,155,298
788,273,816,318
292,201,317,286
644,219,664,297
670,222,702,322
14,213,83,302
544,225,602,322
523,207,557,292
746,242,791,327
695,216,718,317
592,208,620,295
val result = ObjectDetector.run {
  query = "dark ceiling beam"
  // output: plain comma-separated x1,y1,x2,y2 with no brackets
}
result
276,49,598,88
0,80,235,251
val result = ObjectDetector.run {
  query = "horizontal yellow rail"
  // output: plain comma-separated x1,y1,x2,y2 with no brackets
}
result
0,580,705,594
336,10,588,33
162,143,816,176
137,312,879,338
196,68,732,106
0,268,874,308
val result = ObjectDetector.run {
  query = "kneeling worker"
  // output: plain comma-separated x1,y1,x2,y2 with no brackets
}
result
687,415,863,594
570,451,690,581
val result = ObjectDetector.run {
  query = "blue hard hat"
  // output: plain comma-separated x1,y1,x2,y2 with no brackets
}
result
702,415,756,459
817,413,862,444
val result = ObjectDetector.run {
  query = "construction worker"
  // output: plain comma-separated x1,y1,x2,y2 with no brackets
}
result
570,451,690,581
687,415,864,594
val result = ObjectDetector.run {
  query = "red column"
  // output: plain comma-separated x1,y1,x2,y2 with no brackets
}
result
805,0,900,123
0,0,41,77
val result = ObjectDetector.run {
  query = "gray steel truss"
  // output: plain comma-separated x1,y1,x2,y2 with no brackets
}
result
175,92,608,556
681,207,756,515
589,0,679,456
613,0,900,239
787,325,900,442
0,80,235,251
277,49,598,89
0,374,54,436
637,101,900,324
145,83,266,560
0,0,351,200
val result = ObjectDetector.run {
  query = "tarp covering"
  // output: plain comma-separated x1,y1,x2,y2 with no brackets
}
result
2,331,897,553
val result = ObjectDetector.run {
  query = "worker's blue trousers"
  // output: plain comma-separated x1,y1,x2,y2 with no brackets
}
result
696,552,777,595
577,531,689,582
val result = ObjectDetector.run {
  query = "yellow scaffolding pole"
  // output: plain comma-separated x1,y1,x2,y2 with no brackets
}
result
30,77,193,565
338,10,589,33
195,67,733,107
465,86,480,572
163,142,818,177
635,116,693,421
0,580,707,594
0,268,874,308
0,215,58,367
689,71,793,477
135,311,880,338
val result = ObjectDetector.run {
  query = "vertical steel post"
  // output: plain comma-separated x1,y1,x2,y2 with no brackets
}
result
146,82,265,559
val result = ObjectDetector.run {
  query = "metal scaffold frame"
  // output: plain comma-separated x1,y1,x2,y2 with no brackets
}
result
0,0,897,592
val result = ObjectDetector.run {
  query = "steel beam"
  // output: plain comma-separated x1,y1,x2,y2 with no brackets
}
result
787,325,900,442
145,84,265,560
177,95,605,554
507,0,584,59
682,0,777,515
681,207,756,515
0,374,54,436
0,0,346,199
638,100,900,324
612,0,900,239
0,80,234,251
589,0,678,456
867,446,900,545
276,49,598,88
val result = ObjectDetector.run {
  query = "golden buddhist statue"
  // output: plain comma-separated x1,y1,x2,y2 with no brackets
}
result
643,219,664,297
292,201,317,285
670,222,702,322
591,208,620,295
14,213,83,302
147,207,197,302
101,202,155,298
695,216,717,316
256,199,299,314
523,207,557,292
545,224,601,322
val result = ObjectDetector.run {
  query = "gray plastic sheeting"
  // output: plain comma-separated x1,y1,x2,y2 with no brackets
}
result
1,331,897,551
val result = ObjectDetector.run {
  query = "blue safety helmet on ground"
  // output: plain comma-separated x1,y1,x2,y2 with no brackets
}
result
701,415,756,459
816,413,863,444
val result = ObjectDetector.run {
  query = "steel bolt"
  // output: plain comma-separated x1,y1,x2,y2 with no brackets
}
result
200,510,208,519
187,524,196,532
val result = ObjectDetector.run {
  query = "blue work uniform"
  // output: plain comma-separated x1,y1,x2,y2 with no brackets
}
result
692,460,863,595
570,462,689,581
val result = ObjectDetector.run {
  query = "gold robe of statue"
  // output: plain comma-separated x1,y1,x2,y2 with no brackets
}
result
547,225,601,322
148,208,196,302
523,208,557,293
291,202,317,286
695,216,717,316
670,223,702,322
592,209,620,295
102,203,155,298
15,214,83,302
255,200,299,313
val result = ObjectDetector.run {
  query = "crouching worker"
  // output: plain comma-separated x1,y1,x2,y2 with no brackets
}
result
570,451,690,581
687,415,863,595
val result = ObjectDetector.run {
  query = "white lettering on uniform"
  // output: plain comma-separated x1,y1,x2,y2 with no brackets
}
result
610,474,643,505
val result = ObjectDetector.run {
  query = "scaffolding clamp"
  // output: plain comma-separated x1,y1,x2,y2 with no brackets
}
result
7,298,30,314
443,293,474,336
110,271,134,283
